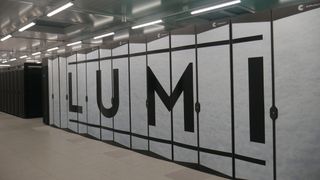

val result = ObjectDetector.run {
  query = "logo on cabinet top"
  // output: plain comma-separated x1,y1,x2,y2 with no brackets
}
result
298,5,304,11
298,2,320,11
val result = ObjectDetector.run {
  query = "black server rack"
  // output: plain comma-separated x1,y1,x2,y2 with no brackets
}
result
0,63,43,118
41,65,49,125
0,72,3,110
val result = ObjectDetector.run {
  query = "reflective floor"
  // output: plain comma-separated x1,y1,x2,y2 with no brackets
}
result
0,112,225,180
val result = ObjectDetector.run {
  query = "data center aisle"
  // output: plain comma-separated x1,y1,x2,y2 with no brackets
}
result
0,112,225,180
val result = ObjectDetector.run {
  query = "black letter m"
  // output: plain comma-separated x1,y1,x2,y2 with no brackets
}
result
147,63,194,132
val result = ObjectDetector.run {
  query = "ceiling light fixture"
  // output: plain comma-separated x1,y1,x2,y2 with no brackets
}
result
47,2,74,17
67,41,81,46
47,47,59,52
9,58,17,61
94,32,115,40
191,0,241,15
0,64,10,67
20,55,28,59
132,19,163,29
32,52,41,56
1,34,12,42
18,22,36,32
2,60,8,63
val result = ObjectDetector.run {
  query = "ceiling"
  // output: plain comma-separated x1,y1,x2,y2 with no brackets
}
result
0,0,315,64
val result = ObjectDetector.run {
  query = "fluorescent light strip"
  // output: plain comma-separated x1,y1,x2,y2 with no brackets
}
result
32,52,41,56
20,55,28,59
132,20,163,29
0,64,10,67
47,47,59,52
1,34,12,42
67,41,81,46
191,0,241,15
94,32,115,40
47,2,74,17
9,58,17,61
19,22,36,32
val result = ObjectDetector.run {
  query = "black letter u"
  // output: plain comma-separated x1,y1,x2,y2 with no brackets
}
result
96,69,119,118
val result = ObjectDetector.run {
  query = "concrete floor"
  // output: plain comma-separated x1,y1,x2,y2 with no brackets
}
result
0,112,226,180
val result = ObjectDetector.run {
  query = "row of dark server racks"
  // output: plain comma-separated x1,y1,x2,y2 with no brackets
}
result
0,63,43,118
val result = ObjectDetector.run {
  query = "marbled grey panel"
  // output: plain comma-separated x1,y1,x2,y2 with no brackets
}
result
48,59,53,125
171,34,197,163
59,57,68,129
48,8,320,179
86,50,100,139
130,43,145,53
52,58,60,127
233,22,272,180
77,54,87,134
67,54,78,132
171,35,194,48
100,49,111,58
148,36,169,51
100,49,113,141
130,43,148,150
197,25,229,43
274,8,320,180
148,36,171,160
200,153,232,176
198,25,232,176
113,44,130,147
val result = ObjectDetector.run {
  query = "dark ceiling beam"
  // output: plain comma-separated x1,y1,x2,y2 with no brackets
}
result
10,35,65,42
0,49,31,53
69,7,123,18
6,0,34,5
220,10,237,17
238,5,256,13
28,25,66,34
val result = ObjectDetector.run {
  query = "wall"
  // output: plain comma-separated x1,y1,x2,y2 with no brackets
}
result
47,7,320,180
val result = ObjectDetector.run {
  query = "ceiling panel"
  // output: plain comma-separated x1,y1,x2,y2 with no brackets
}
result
0,0,317,65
